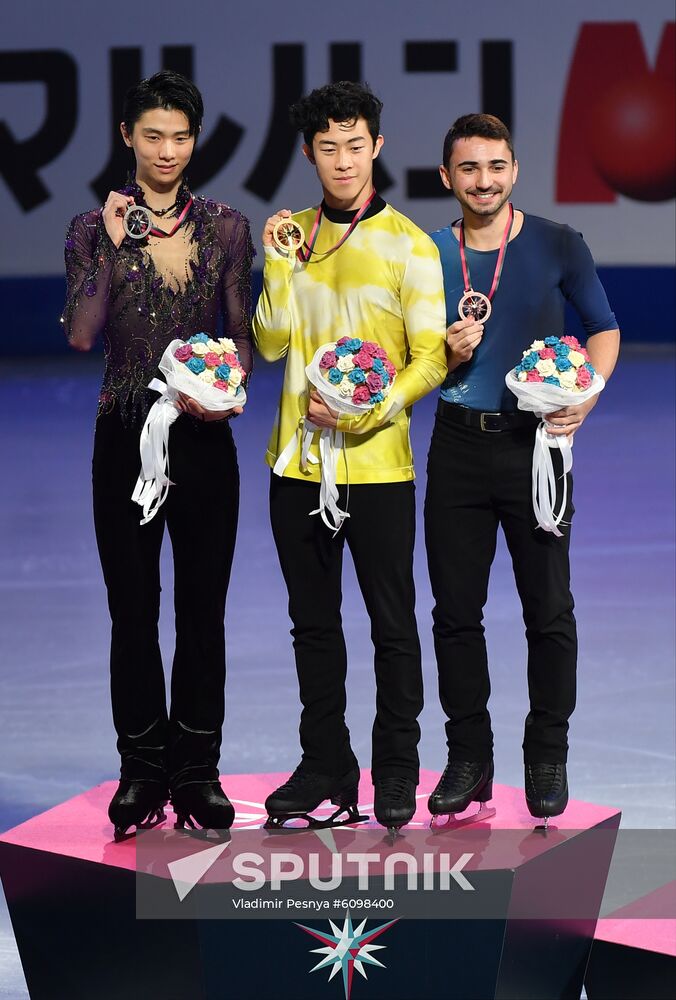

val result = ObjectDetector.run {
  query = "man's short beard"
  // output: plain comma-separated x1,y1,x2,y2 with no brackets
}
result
462,189,511,216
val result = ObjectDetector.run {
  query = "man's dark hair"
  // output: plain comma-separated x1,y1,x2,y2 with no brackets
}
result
442,113,514,167
290,81,383,146
122,70,204,136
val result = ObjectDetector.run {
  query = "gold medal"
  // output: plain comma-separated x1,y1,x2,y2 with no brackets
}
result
272,219,305,253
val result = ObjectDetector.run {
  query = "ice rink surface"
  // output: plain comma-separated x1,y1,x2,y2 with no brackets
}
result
1,348,674,997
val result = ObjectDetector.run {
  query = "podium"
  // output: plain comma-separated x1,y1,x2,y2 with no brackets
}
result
585,882,676,1000
0,770,620,1000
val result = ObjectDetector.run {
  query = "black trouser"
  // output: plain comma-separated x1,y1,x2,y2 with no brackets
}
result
424,409,577,764
92,408,239,781
269,475,423,783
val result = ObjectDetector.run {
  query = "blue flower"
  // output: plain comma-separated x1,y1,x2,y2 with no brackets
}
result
372,357,386,374
345,338,362,353
335,344,351,357
556,357,573,371
215,364,231,381
348,369,366,384
514,364,524,375
521,354,537,371
544,336,559,347
328,367,343,384
555,342,570,357
188,333,210,345
186,357,206,375
544,375,560,385
584,362,596,376
370,391,384,403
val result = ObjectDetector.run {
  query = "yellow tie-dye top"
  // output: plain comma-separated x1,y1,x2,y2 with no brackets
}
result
252,200,447,484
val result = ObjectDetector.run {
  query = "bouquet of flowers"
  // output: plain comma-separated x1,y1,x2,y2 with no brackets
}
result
132,334,247,524
273,337,397,532
505,335,604,535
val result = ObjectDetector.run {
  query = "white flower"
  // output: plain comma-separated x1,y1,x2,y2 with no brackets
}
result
531,340,545,351
207,338,224,355
568,350,585,368
559,368,577,389
229,368,242,387
518,371,528,382
192,341,209,357
535,358,557,377
337,355,355,373
219,337,237,353
338,377,353,396
198,369,216,384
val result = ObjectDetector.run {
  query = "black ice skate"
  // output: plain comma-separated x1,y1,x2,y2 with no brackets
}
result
525,762,568,830
264,765,367,831
171,781,235,833
108,779,169,843
428,760,496,831
373,776,417,836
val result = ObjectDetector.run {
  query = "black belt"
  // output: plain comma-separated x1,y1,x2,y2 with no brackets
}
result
436,399,537,433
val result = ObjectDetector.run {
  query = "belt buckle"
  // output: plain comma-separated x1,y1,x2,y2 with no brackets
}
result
480,411,502,432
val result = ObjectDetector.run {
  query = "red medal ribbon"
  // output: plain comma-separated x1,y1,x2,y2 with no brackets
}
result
148,197,194,239
298,189,377,263
459,202,514,301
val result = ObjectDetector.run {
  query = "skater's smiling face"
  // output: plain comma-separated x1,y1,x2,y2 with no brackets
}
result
121,108,196,192
440,136,518,220
303,116,384,211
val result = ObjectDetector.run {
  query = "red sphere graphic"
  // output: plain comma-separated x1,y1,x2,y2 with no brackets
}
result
587,76,676,201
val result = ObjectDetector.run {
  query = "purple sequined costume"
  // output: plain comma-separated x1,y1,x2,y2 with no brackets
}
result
62,180,254,793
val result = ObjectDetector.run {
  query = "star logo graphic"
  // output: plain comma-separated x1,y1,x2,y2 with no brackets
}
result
296,912,398,999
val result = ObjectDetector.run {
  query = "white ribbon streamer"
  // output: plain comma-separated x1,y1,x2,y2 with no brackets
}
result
131,339,247,525
505,368,604,535
131,379,180,525
531,424,573,537
309,428,350,534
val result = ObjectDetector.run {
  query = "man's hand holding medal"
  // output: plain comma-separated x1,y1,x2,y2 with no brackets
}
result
101,191,136,248
445,315,485,370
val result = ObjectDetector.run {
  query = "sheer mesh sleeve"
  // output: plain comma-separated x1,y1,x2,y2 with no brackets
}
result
62,211,118,351
218,211,255,380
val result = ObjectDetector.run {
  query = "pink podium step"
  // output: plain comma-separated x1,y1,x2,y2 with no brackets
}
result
585,881,676,999
0,769,621,1000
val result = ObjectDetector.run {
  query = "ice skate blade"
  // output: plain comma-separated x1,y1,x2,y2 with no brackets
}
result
383,826,406,845
113,805,167,842
429,802,496,831
264,803,368,833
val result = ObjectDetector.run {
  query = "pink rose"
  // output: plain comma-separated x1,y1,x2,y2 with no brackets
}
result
362,340,379,356
214,379,229,391
539,348,557,360
579,348,590,361
336,336,350,346
353,350,374,370
383,360,397,380
366,372,383,393
373,347,388,361
352,385,371,405
319,350,337,369
174,344,193,362
204,352,221,369
576,366,592,389
526,370,543,382
560,335,581,349
222,352,239,366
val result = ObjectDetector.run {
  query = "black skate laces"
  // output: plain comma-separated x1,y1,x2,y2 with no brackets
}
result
439,760,483,788
526,763,564,794
377,776,412,802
